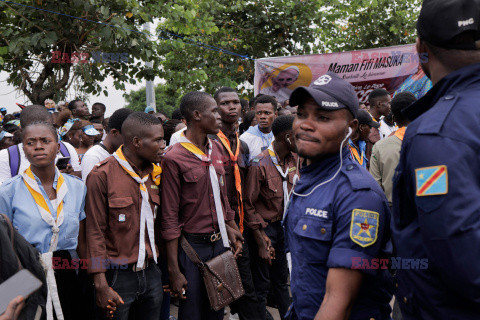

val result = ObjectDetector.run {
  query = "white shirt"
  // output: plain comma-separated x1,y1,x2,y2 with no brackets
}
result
378,119,397,140
239,130,275,163
169,127,187,147
81,144,111,180
0,142,81,185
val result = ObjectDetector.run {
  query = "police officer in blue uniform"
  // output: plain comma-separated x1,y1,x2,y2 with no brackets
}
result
392,1,480,319
284,72,393,320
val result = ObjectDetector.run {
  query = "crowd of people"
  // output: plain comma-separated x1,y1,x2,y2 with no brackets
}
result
1,1,480,320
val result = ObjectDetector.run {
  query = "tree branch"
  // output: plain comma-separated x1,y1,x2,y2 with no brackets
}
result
4,3,46,33
78,13,117,44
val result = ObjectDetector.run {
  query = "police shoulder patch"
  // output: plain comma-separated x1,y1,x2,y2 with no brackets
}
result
349,209,379,248
415,165,448,197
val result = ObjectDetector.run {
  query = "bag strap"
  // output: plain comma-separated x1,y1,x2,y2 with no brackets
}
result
0,214,22,271
7,144,21,177
59,141,70,158
180,236,204,267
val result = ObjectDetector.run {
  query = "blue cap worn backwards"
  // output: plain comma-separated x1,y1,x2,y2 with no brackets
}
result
289,72,359,118
82,125,101,136
0,131,13,140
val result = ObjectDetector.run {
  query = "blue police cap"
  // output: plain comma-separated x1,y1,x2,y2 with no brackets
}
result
417,0,480,50
290,72,359,118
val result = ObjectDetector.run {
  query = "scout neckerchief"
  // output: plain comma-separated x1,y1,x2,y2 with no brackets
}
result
348,139,367,168
217,130,244,233
178,133,229,248
267,142,290,214
22,166,67,320
113,146,159,268
394,126,406,141
245,125,274,150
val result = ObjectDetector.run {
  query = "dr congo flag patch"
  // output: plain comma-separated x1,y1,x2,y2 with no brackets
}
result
415,165,448,197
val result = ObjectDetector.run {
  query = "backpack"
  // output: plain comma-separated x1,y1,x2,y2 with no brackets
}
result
7,142,71,177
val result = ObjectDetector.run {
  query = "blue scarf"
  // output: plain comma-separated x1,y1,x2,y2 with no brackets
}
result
245,125,274,149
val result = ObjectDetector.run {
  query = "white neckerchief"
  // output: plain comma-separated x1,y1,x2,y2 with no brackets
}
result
113,147,158,268
267,143,290,211
178,133,229,248
22,167,67,320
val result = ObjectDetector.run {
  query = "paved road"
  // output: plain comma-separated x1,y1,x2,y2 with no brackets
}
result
169,305,282,320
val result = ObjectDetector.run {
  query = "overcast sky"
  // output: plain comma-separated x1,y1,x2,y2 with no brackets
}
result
0,71,153,117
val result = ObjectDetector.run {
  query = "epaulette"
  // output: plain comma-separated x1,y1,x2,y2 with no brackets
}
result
64,173,83,181
415,94,457,136
96,158,109,167
341,163,377,192
1,175,22,187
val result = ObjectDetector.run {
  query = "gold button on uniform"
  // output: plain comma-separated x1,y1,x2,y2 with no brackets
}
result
302,224,307,231
320,228,326,234
403,297,408,304
395,283,398,288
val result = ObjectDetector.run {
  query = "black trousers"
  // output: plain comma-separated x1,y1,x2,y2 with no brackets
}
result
249,221,291,320
178,237,226,320
98,262,163,320
53,250,93,320
229,234,264,320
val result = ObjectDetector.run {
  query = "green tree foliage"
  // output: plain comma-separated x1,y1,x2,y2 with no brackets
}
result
0,0,217,104
124,84,177,115
124,0,420,107
319,0,421,52
0,0,420,106
155,0,325,99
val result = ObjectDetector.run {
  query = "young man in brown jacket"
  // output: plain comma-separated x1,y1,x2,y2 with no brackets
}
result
244,115,297,320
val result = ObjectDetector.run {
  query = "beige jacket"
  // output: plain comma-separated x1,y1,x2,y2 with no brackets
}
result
369,135,403,206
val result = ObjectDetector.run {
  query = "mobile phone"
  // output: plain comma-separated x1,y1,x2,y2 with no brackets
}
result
56,157,71,170
0,269,42,314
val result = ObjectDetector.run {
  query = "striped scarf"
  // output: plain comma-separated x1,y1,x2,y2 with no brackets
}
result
178,133,229,248
217,130,244,233
267,143,290,215
22,166,68,320
113,147,158,268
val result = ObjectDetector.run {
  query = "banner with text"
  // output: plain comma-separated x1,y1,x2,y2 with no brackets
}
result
254,44,429,104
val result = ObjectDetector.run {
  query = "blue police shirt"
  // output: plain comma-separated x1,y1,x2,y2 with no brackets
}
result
284,149,393,320
392,63,480,319
0,171,86,254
